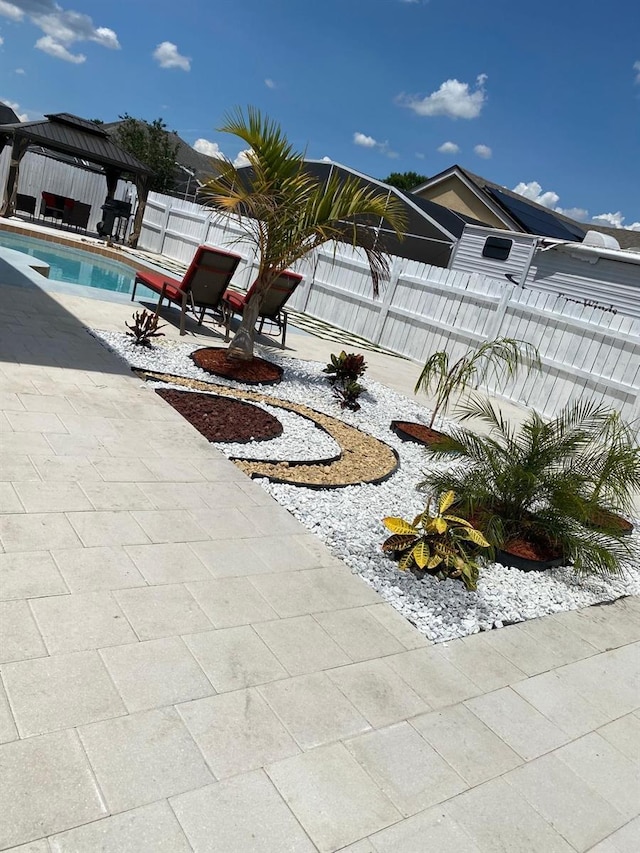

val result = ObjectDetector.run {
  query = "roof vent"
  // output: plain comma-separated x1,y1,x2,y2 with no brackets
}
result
582,230,620,250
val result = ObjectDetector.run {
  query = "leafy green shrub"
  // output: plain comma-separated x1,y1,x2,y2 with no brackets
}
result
323,351,367,383
420,398,639,576
125,309,166,348
382,491,490,590
333,380,365,411
414,337,539,430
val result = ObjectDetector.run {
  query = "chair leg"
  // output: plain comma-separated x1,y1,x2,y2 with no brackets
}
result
281,311,287,349
131,279,137,301
180,292,188,336
197,305,207,326
223,304,231,342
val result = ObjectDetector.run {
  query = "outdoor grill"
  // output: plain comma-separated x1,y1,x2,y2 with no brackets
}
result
97,198,132,241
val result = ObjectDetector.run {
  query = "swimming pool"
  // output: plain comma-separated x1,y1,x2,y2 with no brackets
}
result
0,231,137,295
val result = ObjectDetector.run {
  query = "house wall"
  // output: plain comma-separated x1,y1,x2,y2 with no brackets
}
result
137,192,640,422
414,175,505,228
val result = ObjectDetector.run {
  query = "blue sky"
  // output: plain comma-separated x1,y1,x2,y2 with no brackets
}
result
1,0,639,230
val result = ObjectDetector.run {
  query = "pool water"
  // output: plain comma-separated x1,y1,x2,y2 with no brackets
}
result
0,231,137,295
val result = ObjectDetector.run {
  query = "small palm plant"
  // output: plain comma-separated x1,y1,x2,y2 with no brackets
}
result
420,397,639,576
382,490,490,590
201,107,407,360
414,337,540,431
581,411,640,532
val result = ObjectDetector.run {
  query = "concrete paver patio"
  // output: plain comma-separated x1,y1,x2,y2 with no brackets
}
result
0,274,638,852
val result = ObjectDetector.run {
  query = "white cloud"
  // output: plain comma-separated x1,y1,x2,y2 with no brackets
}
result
437,140,459,154
591,212,624,228
193,138,224,159
15,67,25,74
557,207,589,222
474,143,492,159
353,131,377,148
353,131,397,157
321,155,332,162
36,34,83,62
0,1,120,63
233,148,253,168
513,180,560,209
0,34,4,43
397,73,487,119
153,41,190,71
1,98,28,120
415,151,425,159
264,78,275,89
0,1,23,21
634,60,640,84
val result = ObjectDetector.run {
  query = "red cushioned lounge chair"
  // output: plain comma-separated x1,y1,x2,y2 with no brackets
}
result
131,245,241,336
222,270,303,348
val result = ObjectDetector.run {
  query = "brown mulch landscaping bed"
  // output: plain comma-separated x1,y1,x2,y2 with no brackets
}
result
155,389,282,443
139,370,398,488
391,420,449,447
190,347,283,385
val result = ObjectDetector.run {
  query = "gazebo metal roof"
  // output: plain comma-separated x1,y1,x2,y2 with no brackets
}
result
0,113,152,176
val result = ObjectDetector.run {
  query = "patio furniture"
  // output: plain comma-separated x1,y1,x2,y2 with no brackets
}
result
40,191,74,221
131,245,242,336
63,201,91,232
15,193,37,218
222,270,303,348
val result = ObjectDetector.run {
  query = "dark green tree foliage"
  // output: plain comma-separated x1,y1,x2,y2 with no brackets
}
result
382,171,429,191
114,115,179,193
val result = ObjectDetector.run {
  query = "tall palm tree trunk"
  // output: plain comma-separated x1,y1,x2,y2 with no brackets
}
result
227,283,268,360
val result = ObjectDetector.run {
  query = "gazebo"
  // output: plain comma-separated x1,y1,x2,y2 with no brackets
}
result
0,113,153,246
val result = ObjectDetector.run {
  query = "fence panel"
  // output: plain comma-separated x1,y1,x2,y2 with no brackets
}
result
137,192,640,421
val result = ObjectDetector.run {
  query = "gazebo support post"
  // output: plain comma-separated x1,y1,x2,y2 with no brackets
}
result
0,135,30,217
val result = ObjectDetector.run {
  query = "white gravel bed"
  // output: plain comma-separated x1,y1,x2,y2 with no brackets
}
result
214,403,340,462
93,329,640,643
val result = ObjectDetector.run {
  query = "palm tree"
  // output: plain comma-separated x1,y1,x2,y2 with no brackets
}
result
200,108,407,359
420,397,639,576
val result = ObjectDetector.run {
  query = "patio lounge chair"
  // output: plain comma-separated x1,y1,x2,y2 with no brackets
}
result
131,245,242,336
222,270,303,348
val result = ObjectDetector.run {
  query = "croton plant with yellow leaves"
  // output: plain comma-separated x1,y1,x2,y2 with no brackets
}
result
382,491,490,591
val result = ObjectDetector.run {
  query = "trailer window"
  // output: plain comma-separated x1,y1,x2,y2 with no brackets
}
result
482,236,513,261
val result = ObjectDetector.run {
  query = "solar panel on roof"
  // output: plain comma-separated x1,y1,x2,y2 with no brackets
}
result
487,187,585,241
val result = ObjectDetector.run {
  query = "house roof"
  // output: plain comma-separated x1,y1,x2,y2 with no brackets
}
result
102,121,220,188
231,158,485,265
0,113,152,176
414,165,640,250
0,102,20,125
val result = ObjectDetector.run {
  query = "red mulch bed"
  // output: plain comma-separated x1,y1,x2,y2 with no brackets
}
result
156,389,283,443
391,420,449,447
190,347,283,385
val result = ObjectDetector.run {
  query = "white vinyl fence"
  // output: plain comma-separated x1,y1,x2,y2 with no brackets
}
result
139,192,640,423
